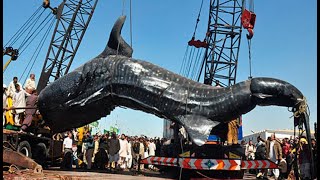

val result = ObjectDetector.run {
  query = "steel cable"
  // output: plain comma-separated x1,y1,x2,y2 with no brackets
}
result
4,5,42,48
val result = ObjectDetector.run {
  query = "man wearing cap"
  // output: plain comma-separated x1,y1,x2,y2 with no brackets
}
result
298,137,311,179
24,73,36,91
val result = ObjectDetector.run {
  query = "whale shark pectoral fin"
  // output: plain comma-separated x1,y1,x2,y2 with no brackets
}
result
178,115,220,146
99,16,133,58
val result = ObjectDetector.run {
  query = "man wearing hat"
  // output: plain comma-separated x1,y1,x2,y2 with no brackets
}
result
298,136,311,179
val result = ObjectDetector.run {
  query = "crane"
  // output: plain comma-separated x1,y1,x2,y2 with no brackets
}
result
202,0,244,87
37,0,99,93
3,0,99,173
176,0,314,179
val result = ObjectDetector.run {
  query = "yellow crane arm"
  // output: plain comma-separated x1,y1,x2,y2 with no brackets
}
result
3,57,13,73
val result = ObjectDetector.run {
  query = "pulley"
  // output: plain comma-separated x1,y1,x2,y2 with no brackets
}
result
241,9,256,39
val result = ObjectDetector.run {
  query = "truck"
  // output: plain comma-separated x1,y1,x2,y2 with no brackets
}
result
3,128,63,168
139,1,315,179
3,0,98,172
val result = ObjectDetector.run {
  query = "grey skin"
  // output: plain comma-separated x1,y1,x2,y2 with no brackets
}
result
38,16,305,146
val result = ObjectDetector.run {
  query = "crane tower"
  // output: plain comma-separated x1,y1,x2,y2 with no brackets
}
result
203,0,244,87
37,0,99,92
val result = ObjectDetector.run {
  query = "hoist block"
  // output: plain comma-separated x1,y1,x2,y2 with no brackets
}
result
241,9,256,39
188,39,208,48
241,9,256,29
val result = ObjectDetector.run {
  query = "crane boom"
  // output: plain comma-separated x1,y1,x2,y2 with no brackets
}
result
37,0,99,93
202,0,244,87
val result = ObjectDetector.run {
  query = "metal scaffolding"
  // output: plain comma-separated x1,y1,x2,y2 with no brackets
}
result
202,0,244,87
37,0,99,92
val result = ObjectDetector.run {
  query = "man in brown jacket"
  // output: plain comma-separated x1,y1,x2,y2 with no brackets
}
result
20,89,38,132
265,133,282,179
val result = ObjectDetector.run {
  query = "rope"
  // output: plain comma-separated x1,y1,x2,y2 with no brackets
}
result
293,97,308,118
288,96,309,118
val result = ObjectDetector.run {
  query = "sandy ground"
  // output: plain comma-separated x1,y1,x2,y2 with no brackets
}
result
3,167,266,180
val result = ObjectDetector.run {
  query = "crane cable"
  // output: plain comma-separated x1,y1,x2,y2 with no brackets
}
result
179,45,190,75
117,0,133,54
18,10,53,56
192,0,204,39
246,0,254,79
129,0,132,49
179,0,204,77
4,5,43,48
247,38,252,79
17,9,46,51
20,16,56,85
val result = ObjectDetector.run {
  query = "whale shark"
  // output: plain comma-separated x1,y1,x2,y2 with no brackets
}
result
38,16,305,146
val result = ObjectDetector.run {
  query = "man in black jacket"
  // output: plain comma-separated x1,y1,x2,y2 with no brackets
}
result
94,133,109,169
83,131,94,169
132,137,140,170
108,132,120,170
255,136,267,179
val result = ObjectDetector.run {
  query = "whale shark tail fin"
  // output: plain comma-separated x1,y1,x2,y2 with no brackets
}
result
99,16,133,58
178,115,220,146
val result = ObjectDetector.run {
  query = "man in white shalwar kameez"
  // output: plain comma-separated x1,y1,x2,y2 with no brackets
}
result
118,134,129,169
148,139,156,169
8,77,22,98
12,84,27,126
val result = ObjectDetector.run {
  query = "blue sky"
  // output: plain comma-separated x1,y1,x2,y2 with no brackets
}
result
3,0,317,138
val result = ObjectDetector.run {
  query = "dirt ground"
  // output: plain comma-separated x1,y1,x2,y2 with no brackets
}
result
3,168,174,180
3,166,262,180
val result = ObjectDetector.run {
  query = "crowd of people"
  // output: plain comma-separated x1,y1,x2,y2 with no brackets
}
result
61,129,168,173
3,74,38,132
242,134,317,180
2,75,317,179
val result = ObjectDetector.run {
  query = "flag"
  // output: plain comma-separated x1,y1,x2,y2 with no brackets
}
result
90,121,99,127
103,129,109,134
110,126,119,134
